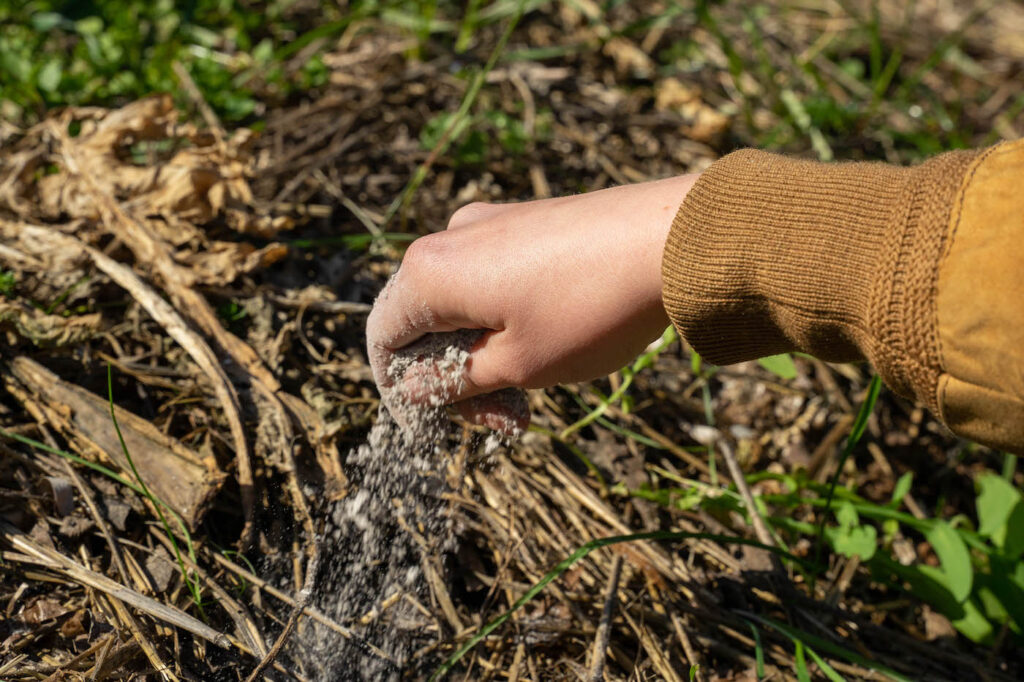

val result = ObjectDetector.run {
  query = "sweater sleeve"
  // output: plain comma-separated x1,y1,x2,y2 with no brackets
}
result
662,142,1024,453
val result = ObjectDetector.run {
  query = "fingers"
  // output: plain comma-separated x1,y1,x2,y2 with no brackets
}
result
394,328,527,408
369,201,513,368
376,330,481,436
365,239,463,389
378,331,531,439
454,388,530,436
368,203,526,432
389,330,483,403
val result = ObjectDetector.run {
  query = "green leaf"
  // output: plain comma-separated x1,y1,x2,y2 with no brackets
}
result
757,353,797,380
973,570,1024,632
1003,502,1024,559
747,621,765,679
890,472,913,507
848,375,882,446
690,349,702,374
30,12,65,32
37,60,62,93
881,518,899,543
836,501,859,528
252,38,275,65
977,473,1019,536
925,521,973,603
0,269,15,297
1,47,32,83
976,585,1008,625
834,522,877,560
976,473,1024,556
74,16,104,36
979,560,1024,632
420,112,472,151
749,613,911,681
949,596,994,643
833,502,877,560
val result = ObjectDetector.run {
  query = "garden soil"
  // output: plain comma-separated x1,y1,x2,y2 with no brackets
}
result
2,3,1023,680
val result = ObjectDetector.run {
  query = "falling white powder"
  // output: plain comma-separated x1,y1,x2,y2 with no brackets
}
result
297,330,526,680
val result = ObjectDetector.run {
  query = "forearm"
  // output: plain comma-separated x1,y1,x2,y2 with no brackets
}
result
662,142,1024,453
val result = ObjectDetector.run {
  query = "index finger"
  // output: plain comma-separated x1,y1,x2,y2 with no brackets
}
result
366,273,452,390
366,237,483,387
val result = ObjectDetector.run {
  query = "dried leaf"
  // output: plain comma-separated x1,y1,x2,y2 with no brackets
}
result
603,37,654,78
21,597,69,625
0,96,291,238
175,241,288,286
655,78,731,143
0,300,101,347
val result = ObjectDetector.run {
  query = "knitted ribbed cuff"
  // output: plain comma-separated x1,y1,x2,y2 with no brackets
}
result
662,148,978,406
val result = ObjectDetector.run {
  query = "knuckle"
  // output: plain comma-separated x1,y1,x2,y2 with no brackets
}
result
401,233,446,275
447,201,493,229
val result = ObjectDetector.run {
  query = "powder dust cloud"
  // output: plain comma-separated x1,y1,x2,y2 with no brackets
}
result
295,330,525,681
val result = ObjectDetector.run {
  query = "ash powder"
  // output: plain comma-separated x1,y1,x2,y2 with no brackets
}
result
298,330,523,680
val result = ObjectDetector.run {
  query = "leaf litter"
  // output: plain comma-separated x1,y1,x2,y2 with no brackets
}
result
1,2,1023,681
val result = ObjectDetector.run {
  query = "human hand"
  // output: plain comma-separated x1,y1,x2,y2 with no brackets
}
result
366,173,699,435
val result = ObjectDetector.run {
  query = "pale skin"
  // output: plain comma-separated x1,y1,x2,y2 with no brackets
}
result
366,173,700,433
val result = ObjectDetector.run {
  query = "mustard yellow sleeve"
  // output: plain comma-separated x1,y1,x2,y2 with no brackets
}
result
661,142,1024,453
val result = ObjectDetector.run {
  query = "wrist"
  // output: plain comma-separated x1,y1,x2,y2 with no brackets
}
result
644,173,700,318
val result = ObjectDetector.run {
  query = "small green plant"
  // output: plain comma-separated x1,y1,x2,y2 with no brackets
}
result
0,269,15,297
217,300,247,326
689,349,719,484
1,372,208,616
419,108,549,163
759,469,1024,644
831,501,877,561
44,274,90,315
602,367,1021,664
0,0,385,124
220,548,258,599
814,374,883,568
384,0,528,228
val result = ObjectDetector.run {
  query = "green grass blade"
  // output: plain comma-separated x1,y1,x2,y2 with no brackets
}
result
0,428,143,495
757,353,797,380
745,620,766,679
794,638,811,682
106,365,203,608
564,391,665,449
560,326,676,440
745,613,911,682
430,530,814,680
287,233,417,250
1,387,204,607
806,644,846,682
